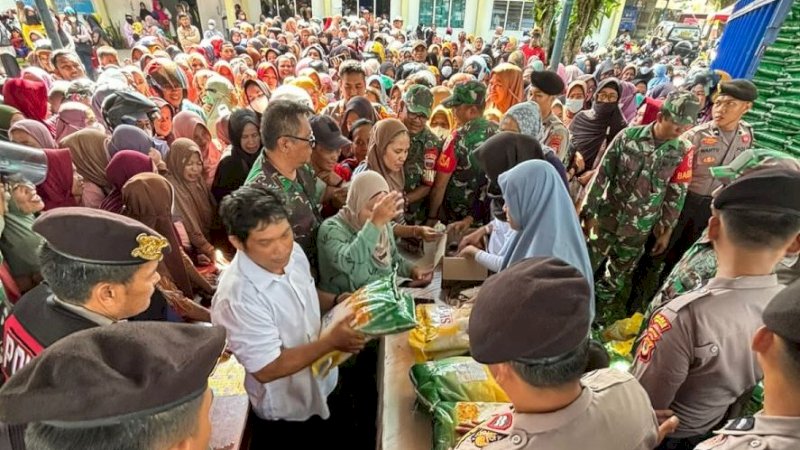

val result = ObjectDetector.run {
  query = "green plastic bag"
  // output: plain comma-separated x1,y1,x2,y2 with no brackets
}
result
312,273,417,376
432,402,510,450
410,356,510,411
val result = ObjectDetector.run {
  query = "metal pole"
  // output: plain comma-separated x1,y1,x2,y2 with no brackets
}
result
548,0,574,70
34,0,62,49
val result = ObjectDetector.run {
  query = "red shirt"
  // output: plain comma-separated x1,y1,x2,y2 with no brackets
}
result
521,44,547,65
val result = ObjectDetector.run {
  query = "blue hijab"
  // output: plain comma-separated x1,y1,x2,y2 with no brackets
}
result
647,64,669,91
499,160,595,317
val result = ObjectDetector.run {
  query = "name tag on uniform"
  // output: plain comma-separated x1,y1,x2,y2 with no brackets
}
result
701,136,718,146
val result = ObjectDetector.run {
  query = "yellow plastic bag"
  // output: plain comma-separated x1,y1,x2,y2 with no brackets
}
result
408,304,472,362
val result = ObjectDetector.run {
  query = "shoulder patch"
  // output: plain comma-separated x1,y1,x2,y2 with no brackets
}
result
485,412,513,432
725,417,755,432
636,312,673,363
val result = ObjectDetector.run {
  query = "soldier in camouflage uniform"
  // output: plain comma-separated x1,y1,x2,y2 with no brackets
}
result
580,92,700,326
399,84,442,224
245,102,325,273
428,81,499,228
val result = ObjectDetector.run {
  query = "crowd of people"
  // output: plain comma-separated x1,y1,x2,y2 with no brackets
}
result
0,6,798,450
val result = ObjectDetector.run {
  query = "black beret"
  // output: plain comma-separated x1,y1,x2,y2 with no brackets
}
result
0,322,226,425
33,207,170,265
764,280,800,344
713,167,800,216
718,79,758,102
468,257,592,364
529,70,564,96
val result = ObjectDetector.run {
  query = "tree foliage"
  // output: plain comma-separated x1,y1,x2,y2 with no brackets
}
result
555,0,620,64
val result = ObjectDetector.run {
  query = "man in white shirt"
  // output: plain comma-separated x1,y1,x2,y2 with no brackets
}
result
211,184,365,446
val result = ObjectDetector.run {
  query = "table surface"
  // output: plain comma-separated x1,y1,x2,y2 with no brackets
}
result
377,332,433,450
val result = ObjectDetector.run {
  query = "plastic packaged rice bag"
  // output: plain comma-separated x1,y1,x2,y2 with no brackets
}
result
410,356,510,411
432,402,510,450
312,273,416,377
408,304,472,362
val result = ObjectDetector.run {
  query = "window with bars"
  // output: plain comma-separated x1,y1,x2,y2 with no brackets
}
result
419,0,466,28
491,0,534,31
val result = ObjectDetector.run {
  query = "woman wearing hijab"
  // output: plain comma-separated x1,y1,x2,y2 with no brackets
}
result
256,61,279,91
340,96,379,138
0,176,45,293
568,78,628,175
201,74,238,139
500,102,569,187
9,120,56,148
172,110,221,187
211,109,261,203
317,171,430,295
339,119,372,174
498,159,594,316
213,60,236,86
353,118,407,195
123,172,213,322
241,79,270,117
2,78,52,133
53,102,103,142
487,63,524,115
100,150,154,213
647,64,670,93
290,76,326,113
165,138,218,266
458,131,546,271
564,80,587,127
152,96,175,146
20,66,52,92
107,124,155,157
428,104,455,141
577,74,597,109
60,128,110,209
37,148,83,210
618,80,638,123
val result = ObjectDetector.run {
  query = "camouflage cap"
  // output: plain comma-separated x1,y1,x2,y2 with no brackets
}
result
403,84,433,118
661,91,700,126
441,80,487,108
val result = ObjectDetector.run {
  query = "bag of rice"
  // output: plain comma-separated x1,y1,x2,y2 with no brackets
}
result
312,273,416,376
432,402,510,450
408,303,472,362
410,356,510,411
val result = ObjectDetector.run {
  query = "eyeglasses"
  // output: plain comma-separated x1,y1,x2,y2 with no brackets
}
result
596,93,619,103
281,133,316,149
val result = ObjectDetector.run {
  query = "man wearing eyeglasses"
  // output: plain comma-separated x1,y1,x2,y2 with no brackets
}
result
246,100,325,274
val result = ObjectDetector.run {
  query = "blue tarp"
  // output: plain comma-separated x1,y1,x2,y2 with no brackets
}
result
712,0,794,78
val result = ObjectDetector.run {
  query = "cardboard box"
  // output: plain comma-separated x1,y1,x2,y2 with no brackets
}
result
442,256,488,281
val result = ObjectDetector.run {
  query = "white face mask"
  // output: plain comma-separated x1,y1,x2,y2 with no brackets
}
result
441,66,453,78
250,96,268,114
565,98,584,114
431,126,450,140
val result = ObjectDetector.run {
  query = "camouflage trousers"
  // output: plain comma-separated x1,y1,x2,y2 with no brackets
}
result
588,233,648,327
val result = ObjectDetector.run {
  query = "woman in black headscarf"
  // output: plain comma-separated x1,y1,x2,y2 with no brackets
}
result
211,109,261,203
567,78,628,180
